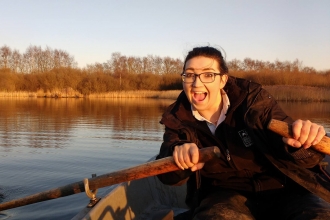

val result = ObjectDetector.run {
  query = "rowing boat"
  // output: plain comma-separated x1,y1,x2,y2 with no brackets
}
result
72,156,188,220
72,156,329,220
73,161,330,220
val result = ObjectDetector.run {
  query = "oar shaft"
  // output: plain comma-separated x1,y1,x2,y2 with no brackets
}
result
0,146,220,211
89,146,220,190
0,182,85,212
267,119,330,155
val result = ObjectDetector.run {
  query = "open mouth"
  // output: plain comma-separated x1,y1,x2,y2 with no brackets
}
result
193,92,207,102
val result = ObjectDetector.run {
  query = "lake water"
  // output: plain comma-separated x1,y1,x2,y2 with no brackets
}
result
0,98,329,220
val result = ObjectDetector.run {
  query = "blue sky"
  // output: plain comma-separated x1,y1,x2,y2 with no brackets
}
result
1,0,329,70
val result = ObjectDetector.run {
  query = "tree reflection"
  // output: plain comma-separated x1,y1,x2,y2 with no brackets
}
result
0,98,175,149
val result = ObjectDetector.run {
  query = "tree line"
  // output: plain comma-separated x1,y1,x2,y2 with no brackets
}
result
0,45,329,95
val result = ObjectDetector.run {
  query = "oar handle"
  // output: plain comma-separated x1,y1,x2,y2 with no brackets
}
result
0,146,220,211
267,119,330,155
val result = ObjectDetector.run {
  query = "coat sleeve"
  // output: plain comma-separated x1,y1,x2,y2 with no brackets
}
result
254,88,325,168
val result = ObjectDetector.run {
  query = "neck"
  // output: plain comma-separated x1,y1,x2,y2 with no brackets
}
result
199,95,223,125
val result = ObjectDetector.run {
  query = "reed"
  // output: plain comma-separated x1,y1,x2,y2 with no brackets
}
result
0,90,84,98
0,91,37,98
1,86,329,101
87,90,181,99
84,86,330,101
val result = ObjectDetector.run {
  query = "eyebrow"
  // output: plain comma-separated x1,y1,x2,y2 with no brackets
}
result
185,67,216,71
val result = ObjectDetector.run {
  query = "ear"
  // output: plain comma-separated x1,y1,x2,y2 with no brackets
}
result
220,74,228,85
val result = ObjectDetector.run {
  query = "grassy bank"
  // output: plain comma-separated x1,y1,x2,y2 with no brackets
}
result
0,90,181,99
87,90,181,99
1,85,330,101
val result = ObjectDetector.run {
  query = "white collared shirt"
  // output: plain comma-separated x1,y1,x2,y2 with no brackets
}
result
192,89,230,135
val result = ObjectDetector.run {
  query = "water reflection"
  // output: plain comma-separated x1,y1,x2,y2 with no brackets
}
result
278,101,330,121
0,98,174,151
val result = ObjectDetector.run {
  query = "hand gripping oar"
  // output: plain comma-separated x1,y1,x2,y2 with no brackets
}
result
268,119,330,155
0,146,220,211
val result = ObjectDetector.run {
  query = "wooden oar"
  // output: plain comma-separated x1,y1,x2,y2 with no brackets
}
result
0,146,220,211
268,119,330,155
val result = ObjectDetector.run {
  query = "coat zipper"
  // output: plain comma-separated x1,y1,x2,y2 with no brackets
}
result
183,121,236,168
226,149,231,161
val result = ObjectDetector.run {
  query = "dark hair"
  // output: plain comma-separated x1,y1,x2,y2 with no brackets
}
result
183,46,229,74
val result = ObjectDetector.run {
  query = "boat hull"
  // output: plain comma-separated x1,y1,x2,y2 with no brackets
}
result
73,159,188,219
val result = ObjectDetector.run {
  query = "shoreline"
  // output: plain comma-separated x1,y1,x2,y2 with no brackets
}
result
1,85,330,102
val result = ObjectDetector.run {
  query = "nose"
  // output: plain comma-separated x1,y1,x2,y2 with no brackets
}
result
193,74,203,87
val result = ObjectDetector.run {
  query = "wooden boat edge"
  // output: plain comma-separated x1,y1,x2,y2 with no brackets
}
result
72,157,188,220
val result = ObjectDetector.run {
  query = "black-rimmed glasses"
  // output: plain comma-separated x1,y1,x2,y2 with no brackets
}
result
181,72,224,83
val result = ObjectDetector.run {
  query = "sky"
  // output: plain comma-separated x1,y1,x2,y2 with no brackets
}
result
1,0,329,71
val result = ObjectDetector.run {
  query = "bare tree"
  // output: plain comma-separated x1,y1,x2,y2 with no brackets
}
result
227,58,242,71
10,49,23,73
0,45,12,69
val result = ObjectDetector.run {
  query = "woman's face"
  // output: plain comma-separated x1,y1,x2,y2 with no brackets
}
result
183,56,228,113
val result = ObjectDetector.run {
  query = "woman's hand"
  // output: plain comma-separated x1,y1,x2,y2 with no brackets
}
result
173,143,205,171
282,119,326,149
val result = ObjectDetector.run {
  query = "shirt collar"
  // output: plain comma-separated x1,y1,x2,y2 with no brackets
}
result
192,89,230,126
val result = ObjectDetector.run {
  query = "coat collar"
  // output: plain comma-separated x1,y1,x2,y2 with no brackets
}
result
160,76,262,129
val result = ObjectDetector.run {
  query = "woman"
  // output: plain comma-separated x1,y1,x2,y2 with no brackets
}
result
157,46,330,219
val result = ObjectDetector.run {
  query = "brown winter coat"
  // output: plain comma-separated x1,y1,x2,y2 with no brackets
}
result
157,76,330,205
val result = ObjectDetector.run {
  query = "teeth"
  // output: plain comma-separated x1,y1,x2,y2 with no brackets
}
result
195,92,204,94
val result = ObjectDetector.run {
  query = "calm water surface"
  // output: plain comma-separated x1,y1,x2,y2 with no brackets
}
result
0,98,329,220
